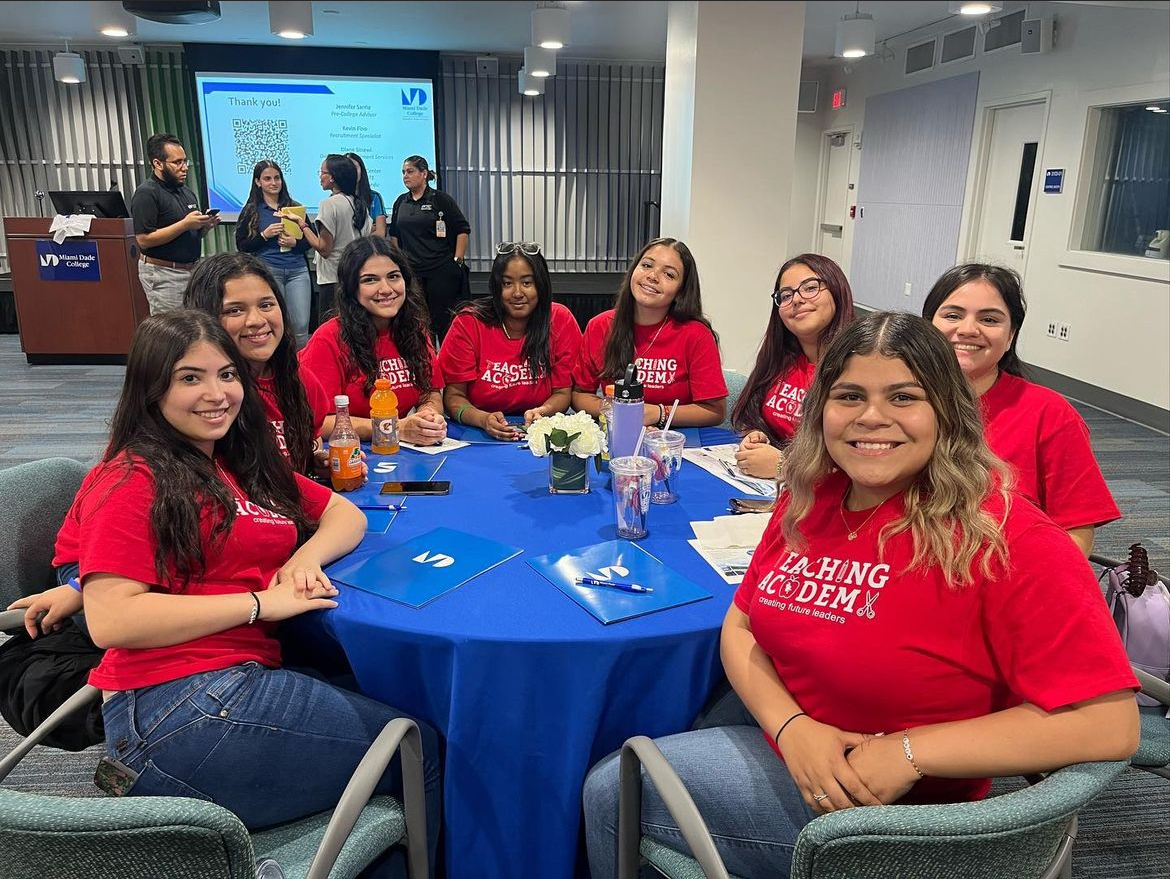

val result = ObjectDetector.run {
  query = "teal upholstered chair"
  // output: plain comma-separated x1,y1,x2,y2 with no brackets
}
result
1090,553,1170,781
720,370,747,431
0,683,430,879
617,735,1127,879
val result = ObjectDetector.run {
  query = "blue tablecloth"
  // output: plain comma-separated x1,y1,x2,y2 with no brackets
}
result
306,427,746,879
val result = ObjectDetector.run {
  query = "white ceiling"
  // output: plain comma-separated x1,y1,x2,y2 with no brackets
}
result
0,1,1162,63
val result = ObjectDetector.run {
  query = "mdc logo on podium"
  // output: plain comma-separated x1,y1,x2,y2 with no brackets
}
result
35,240,101,282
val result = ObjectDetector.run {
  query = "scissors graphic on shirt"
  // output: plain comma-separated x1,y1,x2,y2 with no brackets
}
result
857,591,879,619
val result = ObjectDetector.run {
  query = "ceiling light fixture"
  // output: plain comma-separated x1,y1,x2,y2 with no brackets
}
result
524,45,556,78
948,1,1003,14
270,0,314,39
53,44,85,84
835,4,875,59
518,67,544,97
93,0,137,37
532,3,570,50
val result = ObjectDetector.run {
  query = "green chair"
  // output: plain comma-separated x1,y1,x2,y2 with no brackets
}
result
617,735,1127,879
720,370,747,431
1090,552,1170,781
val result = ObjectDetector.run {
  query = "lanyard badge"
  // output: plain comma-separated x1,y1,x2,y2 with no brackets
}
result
435,210,446,238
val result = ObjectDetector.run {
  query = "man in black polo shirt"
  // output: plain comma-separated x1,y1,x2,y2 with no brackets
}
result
131,133,220,314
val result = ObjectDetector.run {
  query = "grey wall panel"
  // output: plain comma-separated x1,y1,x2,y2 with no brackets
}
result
850,203,964,312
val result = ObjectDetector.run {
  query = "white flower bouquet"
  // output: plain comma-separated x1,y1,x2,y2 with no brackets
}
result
526,410,607,459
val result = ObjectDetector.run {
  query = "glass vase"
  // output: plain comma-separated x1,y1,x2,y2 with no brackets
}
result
548,451,590,494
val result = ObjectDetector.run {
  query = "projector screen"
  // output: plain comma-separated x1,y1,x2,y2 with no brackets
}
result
194,72,437,220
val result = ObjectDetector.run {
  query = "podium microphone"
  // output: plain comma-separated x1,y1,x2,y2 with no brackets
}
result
34,189,46,217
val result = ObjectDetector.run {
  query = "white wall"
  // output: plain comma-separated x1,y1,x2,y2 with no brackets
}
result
790,1,1170,411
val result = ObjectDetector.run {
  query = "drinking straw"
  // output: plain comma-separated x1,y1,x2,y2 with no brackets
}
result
633,426,648,458
662,399,680,433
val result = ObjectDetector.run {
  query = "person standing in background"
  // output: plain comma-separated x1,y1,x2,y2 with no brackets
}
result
347,152,387,238
286,154,371,329
389,155,470,341
234,160,313,345
131,133,219,314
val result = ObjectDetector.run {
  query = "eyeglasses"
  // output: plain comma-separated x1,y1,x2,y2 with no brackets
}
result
164,158,190,168
772,278,825,308
496,241,542,256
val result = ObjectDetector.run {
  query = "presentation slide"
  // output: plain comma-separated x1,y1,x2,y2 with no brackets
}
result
194,72,437,219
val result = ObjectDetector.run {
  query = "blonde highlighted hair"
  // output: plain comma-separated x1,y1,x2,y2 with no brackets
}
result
781,311,1012,586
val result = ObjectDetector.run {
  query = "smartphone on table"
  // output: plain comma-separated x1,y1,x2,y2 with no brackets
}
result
380,481,452,496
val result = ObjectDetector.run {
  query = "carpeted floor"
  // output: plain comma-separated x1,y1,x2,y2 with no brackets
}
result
0,332,1167,877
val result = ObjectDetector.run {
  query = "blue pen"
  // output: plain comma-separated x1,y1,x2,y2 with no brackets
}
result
385,504,407,511
575,577,654,595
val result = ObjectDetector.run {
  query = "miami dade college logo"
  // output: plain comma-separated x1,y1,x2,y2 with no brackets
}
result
401,88,428,107
39,253,60,267
583,564,629,581
412,550,455,568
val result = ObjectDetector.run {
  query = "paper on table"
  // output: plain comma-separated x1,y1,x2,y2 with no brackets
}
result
687,539,755,585
681,445,777,497
691,514,769,550
400,436,470,455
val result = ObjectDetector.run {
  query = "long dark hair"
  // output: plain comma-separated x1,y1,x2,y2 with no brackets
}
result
733,253,856,440
346,152,382,218
921,263,1028,378
104,311,310,589
184,252,317,477
324,153,367,233
335,236,434,397
601,238,715,382
458,247,555,380
240,159,298,241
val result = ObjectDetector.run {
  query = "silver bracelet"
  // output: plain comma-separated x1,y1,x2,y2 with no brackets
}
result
247,592,261,626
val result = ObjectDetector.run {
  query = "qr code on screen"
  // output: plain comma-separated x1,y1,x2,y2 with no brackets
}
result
233,119,290,174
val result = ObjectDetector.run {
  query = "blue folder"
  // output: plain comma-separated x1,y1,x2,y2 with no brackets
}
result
527,541,711,625
326,527,523,608
447,415,528,445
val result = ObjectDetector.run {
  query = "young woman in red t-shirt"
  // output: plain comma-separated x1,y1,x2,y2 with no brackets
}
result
439,242,582,440
65,311,440,846
733,253,855,480
923,263,1119,556
299,236,447,445
583,311,1137,879
571,238,727,428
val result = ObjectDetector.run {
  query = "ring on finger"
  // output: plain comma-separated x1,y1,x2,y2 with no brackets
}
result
812,792,829,802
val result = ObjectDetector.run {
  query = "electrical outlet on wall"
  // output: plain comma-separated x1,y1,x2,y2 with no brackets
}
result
1058,322,1071,342
903,282,912,297
1046,322,1058,338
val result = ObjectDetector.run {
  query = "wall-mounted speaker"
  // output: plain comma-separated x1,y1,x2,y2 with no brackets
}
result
1021,18,1052,55
116,44,145,65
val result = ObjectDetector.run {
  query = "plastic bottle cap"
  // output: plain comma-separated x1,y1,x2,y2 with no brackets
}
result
334,395,349,407
374,379,391,389
604,384,616,396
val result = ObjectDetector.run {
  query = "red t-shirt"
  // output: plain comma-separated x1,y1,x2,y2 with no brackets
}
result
761,356,816,442
572,310,728,405
255,370,332,461
299,317,444,418
981,372,1120,531
64,455,333,692
734,471,1137,804
438,303,582,413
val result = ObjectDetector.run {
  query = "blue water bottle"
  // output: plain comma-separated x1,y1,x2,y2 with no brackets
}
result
610,364,644,460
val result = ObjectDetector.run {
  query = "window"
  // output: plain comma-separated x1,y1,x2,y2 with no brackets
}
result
1080,101,1170,256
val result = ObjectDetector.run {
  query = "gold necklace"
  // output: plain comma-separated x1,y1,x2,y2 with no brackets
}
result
637,318,668,357
839,490,889,541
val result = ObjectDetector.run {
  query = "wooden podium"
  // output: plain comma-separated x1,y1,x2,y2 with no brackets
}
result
3,217,149,363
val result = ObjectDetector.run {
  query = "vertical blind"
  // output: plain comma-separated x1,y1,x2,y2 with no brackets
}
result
1098,105,1170,256
439,55,665,272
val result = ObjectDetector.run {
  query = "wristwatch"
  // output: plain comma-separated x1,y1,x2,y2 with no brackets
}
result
454,256,465,266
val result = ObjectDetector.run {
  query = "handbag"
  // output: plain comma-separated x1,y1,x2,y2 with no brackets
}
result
1103,543,1170,708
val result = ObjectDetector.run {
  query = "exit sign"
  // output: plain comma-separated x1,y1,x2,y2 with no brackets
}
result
832,89,847,109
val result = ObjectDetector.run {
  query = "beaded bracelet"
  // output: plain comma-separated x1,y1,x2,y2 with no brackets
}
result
247,592,261,626
901,732,925,778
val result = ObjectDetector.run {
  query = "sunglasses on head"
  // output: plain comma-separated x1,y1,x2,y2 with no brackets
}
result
496,241,542,256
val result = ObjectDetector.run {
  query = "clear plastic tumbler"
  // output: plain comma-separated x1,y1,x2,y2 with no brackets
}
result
610,455,655,539
643,428,686,504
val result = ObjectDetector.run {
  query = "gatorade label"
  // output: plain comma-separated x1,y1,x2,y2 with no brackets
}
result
375,418,397,438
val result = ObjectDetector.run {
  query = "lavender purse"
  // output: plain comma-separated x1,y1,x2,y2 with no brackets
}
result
1103,544,1170,708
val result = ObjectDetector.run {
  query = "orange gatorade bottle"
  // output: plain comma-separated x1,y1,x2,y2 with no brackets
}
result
328,395,364,492
370,378,400,455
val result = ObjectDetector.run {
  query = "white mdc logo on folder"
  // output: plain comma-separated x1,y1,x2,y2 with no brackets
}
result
412,550,455,569
583,565,629,581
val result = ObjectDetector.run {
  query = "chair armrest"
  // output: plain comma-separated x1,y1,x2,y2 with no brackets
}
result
304,717,428,879
0,684,101,783
0,608,27,634
618,736,731,879
1134,667,1170,706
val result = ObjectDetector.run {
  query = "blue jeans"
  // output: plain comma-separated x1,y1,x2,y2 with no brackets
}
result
102,663,440,871
266,262,312,345
583,725,815,879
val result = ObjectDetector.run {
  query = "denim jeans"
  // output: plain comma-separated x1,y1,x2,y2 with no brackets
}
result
102,663,441,872
266,262,312,345
583,725,815,879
